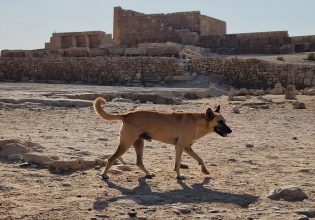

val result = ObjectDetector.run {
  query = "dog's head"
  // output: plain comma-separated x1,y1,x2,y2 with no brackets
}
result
206,105,232,137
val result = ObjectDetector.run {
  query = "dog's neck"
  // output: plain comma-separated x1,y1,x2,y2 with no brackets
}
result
194,117,212,140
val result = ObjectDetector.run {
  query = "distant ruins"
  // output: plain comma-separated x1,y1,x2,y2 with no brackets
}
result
1,6,315,57
1,7,315,89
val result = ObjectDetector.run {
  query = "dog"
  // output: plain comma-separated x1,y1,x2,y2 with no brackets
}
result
94,97,232,179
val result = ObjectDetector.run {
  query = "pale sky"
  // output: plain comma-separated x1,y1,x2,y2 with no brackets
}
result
0,0,314,51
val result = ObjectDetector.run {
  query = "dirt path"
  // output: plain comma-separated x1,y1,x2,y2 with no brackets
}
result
0,83,314,219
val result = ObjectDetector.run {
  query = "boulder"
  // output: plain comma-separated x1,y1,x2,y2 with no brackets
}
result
271,82,285,95
285,85,297,99
0,141,29,159
293,101,306,109
268,185,308,201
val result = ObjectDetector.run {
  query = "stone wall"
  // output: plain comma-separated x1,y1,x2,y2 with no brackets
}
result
200,15,226,36
291,35,315,52
0,57,183,85
189,58,315,89
198,31,293,54
113,7,226,47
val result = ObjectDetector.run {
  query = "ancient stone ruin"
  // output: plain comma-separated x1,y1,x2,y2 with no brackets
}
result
1,7,315,89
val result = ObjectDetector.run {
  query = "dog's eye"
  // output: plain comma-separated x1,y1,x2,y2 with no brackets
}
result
218,120,224,124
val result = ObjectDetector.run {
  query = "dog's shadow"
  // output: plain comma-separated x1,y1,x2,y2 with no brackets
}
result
93,177,259,210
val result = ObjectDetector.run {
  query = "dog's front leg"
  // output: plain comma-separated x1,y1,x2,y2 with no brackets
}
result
184,146,210,175
174,144,185,179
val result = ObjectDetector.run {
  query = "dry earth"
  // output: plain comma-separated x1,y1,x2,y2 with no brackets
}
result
0,83,314,220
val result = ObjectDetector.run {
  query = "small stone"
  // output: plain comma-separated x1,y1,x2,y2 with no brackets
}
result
296,209,315,218
179,208,191,214
109,168,123,175
19,162,30,168
208,209,220,213
76,195,82,198
292,137,298,140
232,106,240,114
115,165,132,171
267,189,280,200
180,164,189,169
128,209,137,218
30,164,38,168
293,101,306,109
246,143,254,148
297,216,309,220
228,158,237,162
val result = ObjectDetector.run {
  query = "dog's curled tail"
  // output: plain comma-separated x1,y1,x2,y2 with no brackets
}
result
93,97,123,121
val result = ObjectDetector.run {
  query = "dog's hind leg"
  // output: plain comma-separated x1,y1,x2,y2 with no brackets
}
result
133,138,155,179
184,146,210,175
174,144,185,179
101,125,139,179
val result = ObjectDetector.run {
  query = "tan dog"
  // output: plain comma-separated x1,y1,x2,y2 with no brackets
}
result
94,97,232,179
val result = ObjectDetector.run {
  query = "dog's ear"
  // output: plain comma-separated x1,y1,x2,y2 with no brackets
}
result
215,105,220,113
206,108,215,120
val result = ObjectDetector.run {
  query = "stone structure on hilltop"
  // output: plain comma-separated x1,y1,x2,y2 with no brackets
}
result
1,6,315,57
45,31,114,51
113,7,226,47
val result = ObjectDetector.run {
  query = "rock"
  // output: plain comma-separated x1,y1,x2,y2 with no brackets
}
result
49,159,99,172
111,98,133,103
239,88,248,95
228,158,237,162
208,209,220,213
180,164,189,169
0,184,13,191
303,88,315,96
128,209,137,218
8,154,24,160
246,144,254,148
268,185,308,201
179,208,191,214
296,209,315,218
285,85,297,100
108,168,123,175
23,153,55,165
271,82,285,95
293,101,306,109
231,96,246,102
232,106,240,114
306,52,315,61
254,90,265,96
0,142,29,159
115,165,132,171
297,216,309,220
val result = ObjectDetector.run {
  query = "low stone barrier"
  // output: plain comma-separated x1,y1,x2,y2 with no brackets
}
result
189,58,315,88
0,57,184,85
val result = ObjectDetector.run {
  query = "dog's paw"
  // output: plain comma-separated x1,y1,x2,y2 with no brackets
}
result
101,173,110,180
145,173,156,179
176,175,186,180
201,167,210,175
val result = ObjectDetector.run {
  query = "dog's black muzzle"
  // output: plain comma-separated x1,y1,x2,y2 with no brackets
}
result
214,123,232,137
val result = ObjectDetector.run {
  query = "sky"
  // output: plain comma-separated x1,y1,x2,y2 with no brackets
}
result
0,0,314,51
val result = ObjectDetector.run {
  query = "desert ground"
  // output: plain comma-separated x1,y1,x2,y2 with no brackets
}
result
0,82,314,220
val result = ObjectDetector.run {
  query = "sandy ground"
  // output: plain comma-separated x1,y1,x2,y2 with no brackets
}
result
0,83,314,220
